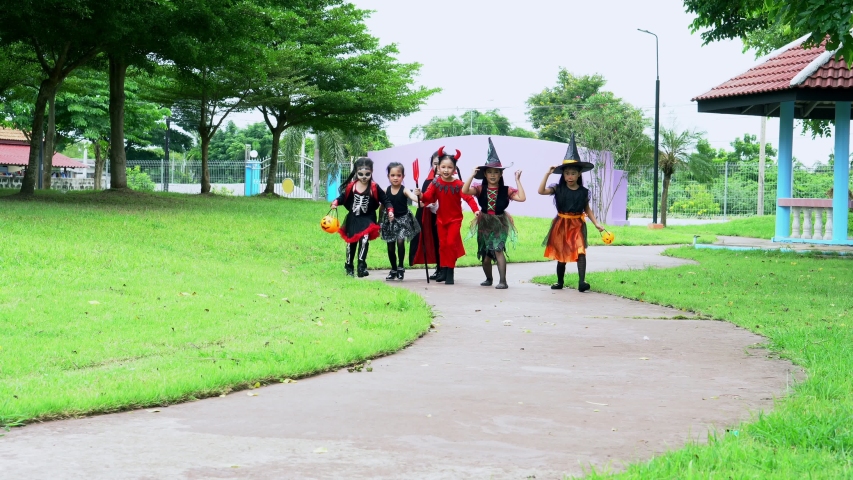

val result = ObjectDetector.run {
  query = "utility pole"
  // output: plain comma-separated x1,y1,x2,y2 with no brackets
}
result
757,116,767,215
638,29,661,225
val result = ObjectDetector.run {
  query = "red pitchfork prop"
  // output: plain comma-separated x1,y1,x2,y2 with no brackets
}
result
412,158,430,283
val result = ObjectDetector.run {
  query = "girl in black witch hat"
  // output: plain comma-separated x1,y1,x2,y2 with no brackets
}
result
331,157,393,277
462,137,526,289
380,162,421,280
537,134,605,292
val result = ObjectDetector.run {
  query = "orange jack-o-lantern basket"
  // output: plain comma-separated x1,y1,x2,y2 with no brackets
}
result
320,208,340,234
601,229,615,245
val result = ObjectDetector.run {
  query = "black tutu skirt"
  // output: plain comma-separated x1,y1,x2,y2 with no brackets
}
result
338,213,380,243
380,211,421,242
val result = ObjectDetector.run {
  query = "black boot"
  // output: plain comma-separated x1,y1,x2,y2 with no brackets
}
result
577,255,589,292
345,263,354,277
434,267,446,283
357,260,369,278
551,261,565,289
444,268,455,285
385,270,398,281
397,268,405,281
429,269,439,280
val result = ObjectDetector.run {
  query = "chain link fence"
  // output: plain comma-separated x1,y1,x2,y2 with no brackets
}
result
627,162,851,219
97,159,351,199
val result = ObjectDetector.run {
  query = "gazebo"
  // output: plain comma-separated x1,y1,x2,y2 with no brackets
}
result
693,37,853,245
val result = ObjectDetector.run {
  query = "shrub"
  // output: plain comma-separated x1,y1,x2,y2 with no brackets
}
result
126,165,156,192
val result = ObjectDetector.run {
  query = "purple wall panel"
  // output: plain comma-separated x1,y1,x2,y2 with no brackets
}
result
368,135,628,224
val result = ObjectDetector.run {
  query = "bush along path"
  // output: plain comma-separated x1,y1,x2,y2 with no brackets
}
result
533,247,853,479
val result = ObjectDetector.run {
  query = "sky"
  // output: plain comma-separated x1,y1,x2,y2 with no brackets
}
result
230,0,838,166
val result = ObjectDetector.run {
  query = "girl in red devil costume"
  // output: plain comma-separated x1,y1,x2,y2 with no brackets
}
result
415,147,479,285
331,157,393,277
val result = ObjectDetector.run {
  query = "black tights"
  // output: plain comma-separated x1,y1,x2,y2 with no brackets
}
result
387,240,406,270
346,236,370,265
556,254,586,285
482,251,507,284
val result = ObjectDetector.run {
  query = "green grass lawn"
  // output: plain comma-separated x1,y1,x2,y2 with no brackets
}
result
0,190,438,427
532,247,853,478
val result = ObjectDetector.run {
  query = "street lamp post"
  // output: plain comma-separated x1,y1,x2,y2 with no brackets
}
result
164,117,171,192
638,28,661,225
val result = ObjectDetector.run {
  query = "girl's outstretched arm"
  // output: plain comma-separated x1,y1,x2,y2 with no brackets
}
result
461,167,478,195
403,187,420,204
584,203,605,232
511,170,526,202
538,166,557,195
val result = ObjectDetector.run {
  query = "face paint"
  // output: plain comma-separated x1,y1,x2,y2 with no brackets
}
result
356,169,372,183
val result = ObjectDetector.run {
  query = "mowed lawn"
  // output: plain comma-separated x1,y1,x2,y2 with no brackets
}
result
533,247,853,478
0,190,438,426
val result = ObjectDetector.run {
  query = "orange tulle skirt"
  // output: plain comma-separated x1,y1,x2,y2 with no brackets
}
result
543,213,587,263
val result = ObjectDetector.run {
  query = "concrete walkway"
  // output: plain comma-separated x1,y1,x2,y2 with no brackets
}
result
0,246,795,479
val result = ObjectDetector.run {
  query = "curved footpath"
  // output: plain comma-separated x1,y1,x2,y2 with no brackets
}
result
0,246,795,479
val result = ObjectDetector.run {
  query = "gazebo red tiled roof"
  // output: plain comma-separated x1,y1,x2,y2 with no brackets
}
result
693,38,853,119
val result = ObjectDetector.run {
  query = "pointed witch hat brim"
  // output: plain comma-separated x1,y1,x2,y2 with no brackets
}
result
474,137,513,179
553,133,593,173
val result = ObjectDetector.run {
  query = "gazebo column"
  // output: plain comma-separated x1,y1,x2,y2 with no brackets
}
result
833,101,851,242
775,101,795,239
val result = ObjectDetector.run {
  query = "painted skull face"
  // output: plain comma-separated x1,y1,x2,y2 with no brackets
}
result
356,168,372,183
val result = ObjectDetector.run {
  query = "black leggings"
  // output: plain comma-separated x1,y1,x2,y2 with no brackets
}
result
387,240,406,270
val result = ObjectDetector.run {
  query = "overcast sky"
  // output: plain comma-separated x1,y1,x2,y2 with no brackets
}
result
231,0,837,165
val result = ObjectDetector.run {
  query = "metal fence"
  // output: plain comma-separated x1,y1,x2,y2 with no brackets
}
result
626,162,851,219
100,159,350,199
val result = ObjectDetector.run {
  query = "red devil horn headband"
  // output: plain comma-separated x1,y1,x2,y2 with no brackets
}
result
436,146,462,161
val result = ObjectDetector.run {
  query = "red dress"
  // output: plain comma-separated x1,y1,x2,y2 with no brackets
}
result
420,177,479,268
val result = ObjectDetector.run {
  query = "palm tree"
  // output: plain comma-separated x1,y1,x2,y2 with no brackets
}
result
659,127,715,226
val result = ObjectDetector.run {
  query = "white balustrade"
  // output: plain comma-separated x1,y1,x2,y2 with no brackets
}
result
789,205,833,239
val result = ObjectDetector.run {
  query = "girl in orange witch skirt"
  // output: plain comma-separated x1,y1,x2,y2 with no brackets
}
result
538,134,605,292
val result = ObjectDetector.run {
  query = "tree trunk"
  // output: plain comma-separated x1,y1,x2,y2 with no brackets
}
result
312,133,320,201
108,54,128,190
264,125,286,194
93,140,105,190
43,91,58,189
20,80,54,195
660,171,672,227
201,135,211,193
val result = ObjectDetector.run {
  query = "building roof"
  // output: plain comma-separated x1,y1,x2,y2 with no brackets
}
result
0,143,87,168
693,38,853,119
0,127,29,143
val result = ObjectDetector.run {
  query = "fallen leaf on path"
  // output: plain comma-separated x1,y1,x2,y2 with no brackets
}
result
147,409,161,413
252,382,260,388
586,401,609,406
247,392,258,397
314,447,327,453
639,357,650,360
281,378,297,383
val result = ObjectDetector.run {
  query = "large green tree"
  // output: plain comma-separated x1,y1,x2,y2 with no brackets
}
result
527,69,651,170
0,0,105,194
247,0,436,195
410,109,536,140
685,0,853,63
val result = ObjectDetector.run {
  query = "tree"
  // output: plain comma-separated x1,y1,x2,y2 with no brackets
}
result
247,0,436,195
410,109,536,140
659,127,716,226
56,68,169,187
527,70,651,168
0,1,105,194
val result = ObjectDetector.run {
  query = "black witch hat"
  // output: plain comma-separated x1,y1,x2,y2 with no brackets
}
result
474,137,513,179
553,133,594,174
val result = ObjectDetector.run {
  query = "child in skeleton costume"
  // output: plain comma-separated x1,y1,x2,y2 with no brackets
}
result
417,146,480,285
331,157,393,278
462,138,526,289
410,150,479,282
380,162,421,281
538,134,605,292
